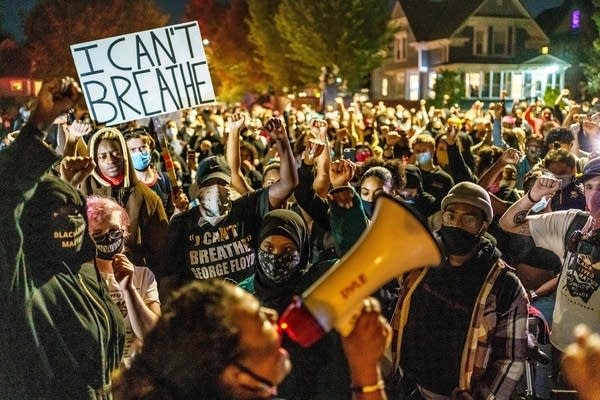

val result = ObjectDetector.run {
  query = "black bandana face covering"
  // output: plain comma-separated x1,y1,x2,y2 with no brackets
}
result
257,249,301,283
93,229,125,260
439,226,481,256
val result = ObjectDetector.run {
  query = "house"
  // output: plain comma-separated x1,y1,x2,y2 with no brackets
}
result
371,0,571,104
536,0,597,101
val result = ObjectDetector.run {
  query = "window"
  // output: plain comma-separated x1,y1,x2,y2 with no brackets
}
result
394,33,408,62
491,72,501,98
482,72,491,98
493,27,507,55
511,73,523,100
474,27,487,55
466,72,481,98
409,74,419,101
382,78,389,97
474,26,513,56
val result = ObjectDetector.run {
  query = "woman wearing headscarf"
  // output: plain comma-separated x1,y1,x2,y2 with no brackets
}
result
239,197,368,399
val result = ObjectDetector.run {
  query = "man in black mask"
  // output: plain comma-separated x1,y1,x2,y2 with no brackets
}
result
388,182,528,400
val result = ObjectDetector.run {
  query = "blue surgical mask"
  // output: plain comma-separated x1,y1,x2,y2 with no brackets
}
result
531,196,550,213
416,151,432,166
131,151,151,171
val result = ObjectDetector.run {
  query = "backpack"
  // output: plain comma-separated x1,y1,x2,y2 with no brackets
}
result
563,211,590,259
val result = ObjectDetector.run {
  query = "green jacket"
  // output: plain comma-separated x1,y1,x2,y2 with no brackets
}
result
0,128,125,399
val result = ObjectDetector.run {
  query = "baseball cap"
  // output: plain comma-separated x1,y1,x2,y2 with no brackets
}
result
576,156,600,184
196,155,231,185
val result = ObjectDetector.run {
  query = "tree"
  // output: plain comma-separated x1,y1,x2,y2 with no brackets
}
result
247,0,308,91
23,0,169,78
585,0,600,96
273,0,396,91
186,0,268,101
431,70,465,108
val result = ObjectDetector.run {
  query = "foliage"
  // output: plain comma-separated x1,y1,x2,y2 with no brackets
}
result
247,0,306,91
584,0,600,95
431,70,465,108
23,0,169,78
186,0,268,101
272,0,396,92
543,87,560,108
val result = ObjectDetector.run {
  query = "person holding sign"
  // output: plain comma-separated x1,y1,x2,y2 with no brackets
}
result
159,114,298,298
0,77,125,399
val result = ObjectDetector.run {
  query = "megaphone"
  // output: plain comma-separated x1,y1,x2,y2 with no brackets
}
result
279,193,442,347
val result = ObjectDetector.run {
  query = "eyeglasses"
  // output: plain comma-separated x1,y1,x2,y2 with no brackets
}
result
442,210,483,230
232,360,277,389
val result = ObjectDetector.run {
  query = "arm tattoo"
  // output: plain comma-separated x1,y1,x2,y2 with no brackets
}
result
513,210,528,225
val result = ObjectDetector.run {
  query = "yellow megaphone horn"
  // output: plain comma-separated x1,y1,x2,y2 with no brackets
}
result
279,193,442,347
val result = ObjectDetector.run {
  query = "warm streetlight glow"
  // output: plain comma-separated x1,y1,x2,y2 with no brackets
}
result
202,38,210,46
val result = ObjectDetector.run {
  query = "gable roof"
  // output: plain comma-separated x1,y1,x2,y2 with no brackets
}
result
398,0,484,42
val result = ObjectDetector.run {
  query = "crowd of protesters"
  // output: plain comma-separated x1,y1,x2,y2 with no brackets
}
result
3,76,600,400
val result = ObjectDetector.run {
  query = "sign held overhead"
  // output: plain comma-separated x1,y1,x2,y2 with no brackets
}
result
71,22,215,126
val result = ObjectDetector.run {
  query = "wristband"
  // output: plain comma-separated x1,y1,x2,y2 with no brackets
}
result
350,380,385,394
530,290,538,300
527,191,540,203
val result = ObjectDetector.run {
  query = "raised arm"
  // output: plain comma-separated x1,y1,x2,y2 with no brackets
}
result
226,113,254,195
264,118,298,209
309,118,331,198
478,148,521,190
498,174,561,236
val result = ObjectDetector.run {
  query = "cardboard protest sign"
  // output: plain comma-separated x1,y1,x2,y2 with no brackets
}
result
71,22,215,126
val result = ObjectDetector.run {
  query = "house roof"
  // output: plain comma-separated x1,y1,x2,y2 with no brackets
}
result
399,0,484,42
521,54,571,68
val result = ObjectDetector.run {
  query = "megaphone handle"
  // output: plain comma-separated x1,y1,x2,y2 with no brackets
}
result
333,301,363,337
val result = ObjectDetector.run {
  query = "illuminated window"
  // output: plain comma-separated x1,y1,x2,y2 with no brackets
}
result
572,10,581,29
466,72,481,98
409,74,419,101
10,81,23,91
382,78,388,97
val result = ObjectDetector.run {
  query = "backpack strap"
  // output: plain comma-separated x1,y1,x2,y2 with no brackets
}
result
563,211,590,259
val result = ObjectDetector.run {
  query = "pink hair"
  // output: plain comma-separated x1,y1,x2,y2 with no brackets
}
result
86,195,130,239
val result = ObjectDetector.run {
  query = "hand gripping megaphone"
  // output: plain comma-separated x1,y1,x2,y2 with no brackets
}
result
279,193,442,347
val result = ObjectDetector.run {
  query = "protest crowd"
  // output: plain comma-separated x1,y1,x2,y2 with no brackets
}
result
4,71,600,400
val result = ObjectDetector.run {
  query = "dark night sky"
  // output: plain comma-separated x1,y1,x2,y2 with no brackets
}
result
2,0,565,43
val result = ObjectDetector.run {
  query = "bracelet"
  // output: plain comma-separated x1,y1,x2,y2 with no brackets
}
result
527,191,540,203
350,380,385,394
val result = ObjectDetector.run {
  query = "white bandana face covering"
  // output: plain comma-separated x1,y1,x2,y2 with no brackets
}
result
197,184,240,226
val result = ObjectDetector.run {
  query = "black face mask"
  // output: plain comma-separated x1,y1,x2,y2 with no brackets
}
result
93,229,125,260
258,249,300,283
439,226,481,256
362,200,374,219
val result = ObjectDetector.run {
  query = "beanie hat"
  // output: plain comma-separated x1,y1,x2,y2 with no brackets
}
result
404,164,423,191
441,182,493,223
